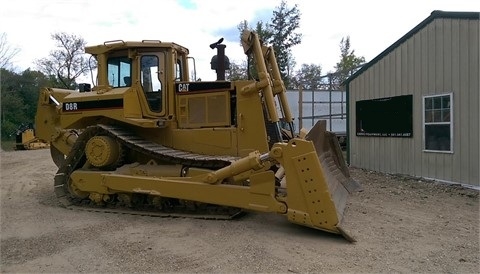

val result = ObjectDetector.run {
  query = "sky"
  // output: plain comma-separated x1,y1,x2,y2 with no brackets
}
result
1,0,479,82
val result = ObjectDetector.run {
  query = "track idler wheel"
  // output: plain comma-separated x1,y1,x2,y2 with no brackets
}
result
85,135,123,169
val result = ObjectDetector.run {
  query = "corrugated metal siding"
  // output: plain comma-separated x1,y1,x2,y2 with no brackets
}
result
465,19,479,185
349,17,479,186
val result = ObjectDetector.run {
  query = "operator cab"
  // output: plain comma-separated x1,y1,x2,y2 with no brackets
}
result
85,40,191,117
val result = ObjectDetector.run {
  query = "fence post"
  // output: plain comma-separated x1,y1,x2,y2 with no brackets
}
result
298,86,303,130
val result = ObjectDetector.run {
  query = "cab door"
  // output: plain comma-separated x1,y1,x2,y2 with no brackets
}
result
139,52,166,115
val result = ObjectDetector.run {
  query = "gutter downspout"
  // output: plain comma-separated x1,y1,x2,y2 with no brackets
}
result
345,81,350,165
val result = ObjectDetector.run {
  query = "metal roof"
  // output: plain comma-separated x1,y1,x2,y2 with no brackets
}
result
343,10,480,85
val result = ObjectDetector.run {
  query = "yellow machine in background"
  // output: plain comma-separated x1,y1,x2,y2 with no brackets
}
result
35,31,362,241
12,124,49,150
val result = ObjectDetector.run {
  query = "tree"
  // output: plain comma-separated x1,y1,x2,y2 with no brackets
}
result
35,32,92,89
254,21,273,43
237,20,249,46
1,90,27,138
1,69,28,138
0,68,54,138
0,33,19,69
334,36,365,85
237,20,271,80
225,60,248,81
17,69,57,118
268,0,302,88
237,0,302,87
291,63,322,90
237,20,271,46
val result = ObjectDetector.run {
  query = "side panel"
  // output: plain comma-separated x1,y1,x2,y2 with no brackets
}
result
235,81,270,157
171,128,237,156
176,91,231,128
171,81,270,158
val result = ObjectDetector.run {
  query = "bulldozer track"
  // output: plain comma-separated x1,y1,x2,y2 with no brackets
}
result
54,124,243,220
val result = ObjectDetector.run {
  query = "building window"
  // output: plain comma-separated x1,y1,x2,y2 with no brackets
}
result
356,95,413,137
423,93,452,152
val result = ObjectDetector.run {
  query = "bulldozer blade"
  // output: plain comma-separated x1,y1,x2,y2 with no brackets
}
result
305,120,362,240
305,120,363,194
275,120,362,241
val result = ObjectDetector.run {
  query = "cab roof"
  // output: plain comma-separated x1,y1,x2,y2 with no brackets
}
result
85,40,189,55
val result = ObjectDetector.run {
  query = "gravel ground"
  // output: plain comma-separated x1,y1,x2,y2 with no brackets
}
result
0,148,478,273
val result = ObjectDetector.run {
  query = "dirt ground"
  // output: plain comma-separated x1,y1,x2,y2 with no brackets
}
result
0,148,478,273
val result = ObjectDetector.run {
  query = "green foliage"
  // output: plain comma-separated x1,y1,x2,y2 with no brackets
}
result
236,20,271,80
0,68,52,139
334,36,365,85
235,1,364,92
1,89,28,139
267,0,302,87
237,20,249,46
226,60,248,81
291,63,322,90
254,21,273,42
237,0,301,88
237,20,271,45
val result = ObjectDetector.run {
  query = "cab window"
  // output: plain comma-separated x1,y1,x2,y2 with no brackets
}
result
175,59,182,81
107,57,131,87
141,55,163,112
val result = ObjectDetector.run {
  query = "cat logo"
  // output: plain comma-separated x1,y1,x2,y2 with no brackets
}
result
177,83,189,92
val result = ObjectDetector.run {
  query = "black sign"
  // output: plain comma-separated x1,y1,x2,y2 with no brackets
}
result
356,95,413,138
62,99,123,112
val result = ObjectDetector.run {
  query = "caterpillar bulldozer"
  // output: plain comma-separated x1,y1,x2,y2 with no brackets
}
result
11,123,50,150
35,30,362,241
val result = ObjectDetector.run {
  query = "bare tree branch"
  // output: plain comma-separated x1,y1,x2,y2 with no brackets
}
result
35,32,93,89
0,33,20,69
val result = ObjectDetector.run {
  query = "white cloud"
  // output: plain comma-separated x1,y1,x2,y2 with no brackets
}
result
1,0,478,80
289,0,480,73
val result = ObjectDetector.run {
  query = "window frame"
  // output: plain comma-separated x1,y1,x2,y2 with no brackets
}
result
140,55,162,93
140,53,164,113
422,93,453,153
107,56,132,88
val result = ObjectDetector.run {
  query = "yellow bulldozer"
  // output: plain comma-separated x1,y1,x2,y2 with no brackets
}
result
12,123,50,150
35,30,362,241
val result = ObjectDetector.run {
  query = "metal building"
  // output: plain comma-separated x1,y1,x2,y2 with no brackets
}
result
344,10,479,187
